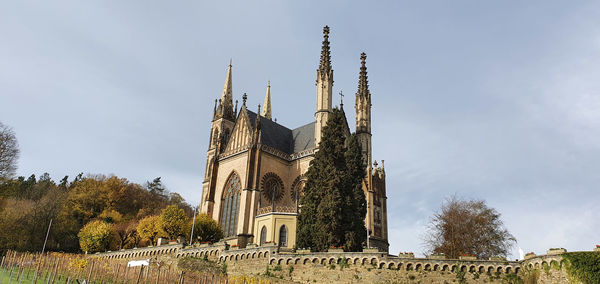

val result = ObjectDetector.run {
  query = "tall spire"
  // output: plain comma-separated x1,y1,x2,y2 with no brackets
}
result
357,52,370,99
355,52,373,169
215,60,234,121
314,25,334,146
318,26,332,74
261,81,272,119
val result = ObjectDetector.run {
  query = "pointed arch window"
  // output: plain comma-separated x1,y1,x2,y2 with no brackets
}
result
260,226,267,246
219,172,241,237
278,225,288,247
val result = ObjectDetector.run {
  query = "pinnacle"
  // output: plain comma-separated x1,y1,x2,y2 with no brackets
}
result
357,52,370,98
318,26,332,73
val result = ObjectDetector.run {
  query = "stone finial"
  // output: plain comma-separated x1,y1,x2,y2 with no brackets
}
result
373,160,378,168
242,93,247,106
339,90,344,108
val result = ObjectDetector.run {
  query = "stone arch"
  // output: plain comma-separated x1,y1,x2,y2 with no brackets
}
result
312,258,319,264
252,252,257,259
487,266,494,273
478,266,485,273
515,267,520,274
240,254,245,260
415,263,422,271
460,265,467,272
496,266,503,273
378,262,386,269
277,259,284,265
442,264,449,271
352,258,360,265
396,263,403,270
320,258,327,265
505,267,512,273
534,262,540,269
406,263,413,271
388,263,396,269
370,257,377,265
303,258,310,265
264,251,270,258
451,265,457,272
329,258,336,264
219,256,223,262
361,258,368,265
433,264,439,271
469,265,476,273
269,259,276,265
528,263,533,269
424,264,431,271
223,255,228,262
258,252,263,258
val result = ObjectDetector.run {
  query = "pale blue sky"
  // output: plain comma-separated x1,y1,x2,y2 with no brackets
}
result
2,1,600,258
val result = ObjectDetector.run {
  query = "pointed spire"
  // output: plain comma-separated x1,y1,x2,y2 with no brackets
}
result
318,26,332,74
261,81,272,119
216,60,234,120
234,99,238,118
357,52,370,99
339,90,344,109
242,93,247,107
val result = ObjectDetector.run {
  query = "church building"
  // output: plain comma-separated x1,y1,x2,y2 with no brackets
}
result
200,26,389,252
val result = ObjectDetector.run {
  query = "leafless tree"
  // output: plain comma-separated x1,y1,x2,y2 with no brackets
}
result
423,196,516,259
0,122,20,179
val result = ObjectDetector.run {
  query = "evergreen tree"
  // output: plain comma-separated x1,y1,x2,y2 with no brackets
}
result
297,108,367,251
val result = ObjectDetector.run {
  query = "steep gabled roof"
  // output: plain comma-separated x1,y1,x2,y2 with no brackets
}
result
246,110,316,155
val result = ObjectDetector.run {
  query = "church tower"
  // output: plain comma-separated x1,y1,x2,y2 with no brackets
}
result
314,26,334,146
355,52,372,168
201,60,237,216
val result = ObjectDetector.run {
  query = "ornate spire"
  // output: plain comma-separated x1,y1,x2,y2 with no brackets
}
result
357,52,370,99
318,26,332,74
242,93,247,106
261,81,272,119
215,60,234,120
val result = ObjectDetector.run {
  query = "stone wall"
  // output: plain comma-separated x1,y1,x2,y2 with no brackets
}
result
95,244,526,283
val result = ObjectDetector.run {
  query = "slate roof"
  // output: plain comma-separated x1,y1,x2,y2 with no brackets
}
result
246,110,315,154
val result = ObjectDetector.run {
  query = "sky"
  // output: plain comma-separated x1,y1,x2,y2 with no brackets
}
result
2,1,600,259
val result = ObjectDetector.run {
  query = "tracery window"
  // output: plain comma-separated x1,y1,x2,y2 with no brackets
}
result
260,173,284,211
291,175,306,212
219,172,241,237
278,225,288,247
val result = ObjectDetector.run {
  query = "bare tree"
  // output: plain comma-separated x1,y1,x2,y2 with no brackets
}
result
423,196,516,259
0,122,20,179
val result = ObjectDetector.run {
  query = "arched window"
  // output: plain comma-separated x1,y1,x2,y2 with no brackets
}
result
219,172,241,237
278,225,288,247
260,226,267,246
291,175,306,212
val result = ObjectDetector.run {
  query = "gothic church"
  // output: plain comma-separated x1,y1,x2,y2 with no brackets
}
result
200,26,389,252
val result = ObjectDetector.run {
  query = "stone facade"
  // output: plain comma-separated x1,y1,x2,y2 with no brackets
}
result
199,26,389,252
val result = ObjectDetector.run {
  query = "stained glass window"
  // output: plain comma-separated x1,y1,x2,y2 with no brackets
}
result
219,172,241,237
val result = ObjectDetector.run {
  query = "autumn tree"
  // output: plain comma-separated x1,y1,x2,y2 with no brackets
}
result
423,196,516,259
160,205,188,240
0,122,20,179
297,108,367,252
113,220,138,249
137,215,164,246
78,220,114,253
190,213,223,244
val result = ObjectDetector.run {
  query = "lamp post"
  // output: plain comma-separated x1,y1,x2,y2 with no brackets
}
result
189,205,198,245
